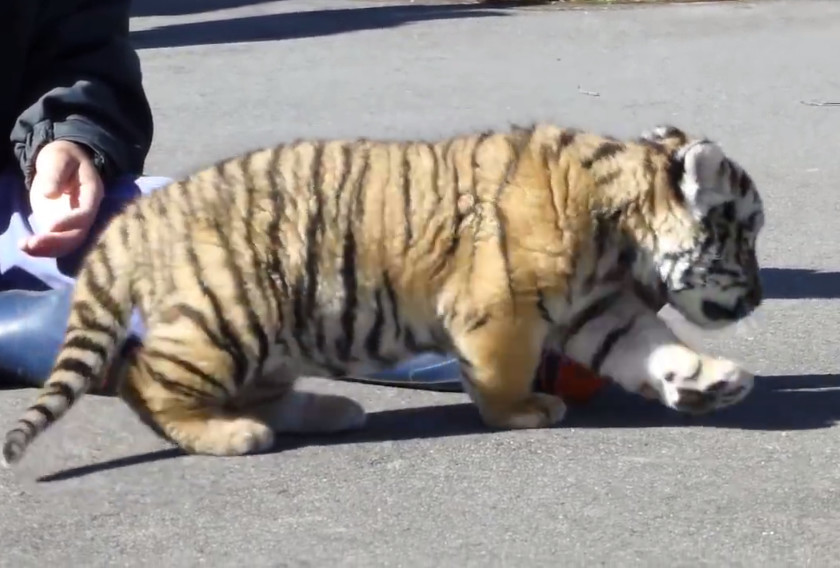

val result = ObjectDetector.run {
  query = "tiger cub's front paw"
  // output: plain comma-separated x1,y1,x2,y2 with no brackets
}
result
645,346,754,415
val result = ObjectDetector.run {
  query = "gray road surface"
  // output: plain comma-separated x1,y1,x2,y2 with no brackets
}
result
2,0,840,565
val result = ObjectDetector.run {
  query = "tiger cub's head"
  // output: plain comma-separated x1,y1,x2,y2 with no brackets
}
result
640,125,765,330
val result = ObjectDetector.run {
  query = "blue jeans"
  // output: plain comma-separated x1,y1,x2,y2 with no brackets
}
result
0,170,461,389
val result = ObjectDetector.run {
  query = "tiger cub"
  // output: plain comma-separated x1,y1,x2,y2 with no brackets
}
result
2,123,764,466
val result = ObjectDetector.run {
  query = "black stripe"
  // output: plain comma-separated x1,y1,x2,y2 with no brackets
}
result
241,151,272,371
668,154,686,205
739,169,754,197
336,228,357,361
170,303,228,352
218,215,268,370
69,301,114,335
440,141,463,266
333,145,370,360
581,141,625,169
303,143,326,321
118,213,131,251
495,126,533,203
18,419,37,434
492,132,531,307
342,149,370,356
134,205,150,293
144,348,231,397
594,170,621,187
401,144,413,250
563,291,621,342
214,156,270,374
364,289,387,362
587,210,622,287
54,356,97,381
463,134,491,289
471,131,492,170
95,241,116,287
383,272,401,338
464,312,490,333
45,381,78,406
264,145,288,323
590,316,637,374
30,403,56,423
642,151,656,188
633,281,667,312
353,145,369,225
404,326,419,353
728,161,742,193
333,144,353,226
181,182,250,385
536,290,553,323
212,161,226,181
210,214,265,383
314,317,327,352
143,360,215,401
85,270,124,324
557,129,577,156
427,218,453,281
603,246,638,283
64,334,109,364
153,190,176,293
430,142,442,202
291,276,311,359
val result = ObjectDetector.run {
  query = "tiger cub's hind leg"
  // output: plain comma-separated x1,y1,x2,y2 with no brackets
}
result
231,366,367,434
119,337,275,456
451,310,566,430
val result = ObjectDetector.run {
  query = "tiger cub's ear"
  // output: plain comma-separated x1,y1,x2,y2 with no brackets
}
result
675,139,731,214
639,125,689,148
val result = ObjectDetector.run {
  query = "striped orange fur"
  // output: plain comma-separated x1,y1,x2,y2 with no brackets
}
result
2,123,765,466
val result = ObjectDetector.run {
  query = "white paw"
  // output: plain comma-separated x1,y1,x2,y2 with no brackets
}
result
647,346,754,414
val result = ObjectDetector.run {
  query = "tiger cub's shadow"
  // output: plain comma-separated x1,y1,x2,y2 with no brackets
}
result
558,373,840,432
37,373,837,483
288,372,840,449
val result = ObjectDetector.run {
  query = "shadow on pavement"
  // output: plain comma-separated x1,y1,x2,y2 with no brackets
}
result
292,373,840,435
563,373,840,431
130,4,509,49
37,372,840,482
761,267,840,300
38,448,184,483
131,0,284,18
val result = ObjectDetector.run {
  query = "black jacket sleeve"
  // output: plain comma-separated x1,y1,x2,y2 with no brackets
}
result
10,0,154,188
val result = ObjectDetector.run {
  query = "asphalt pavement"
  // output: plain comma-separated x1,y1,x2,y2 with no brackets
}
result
2,0,840,565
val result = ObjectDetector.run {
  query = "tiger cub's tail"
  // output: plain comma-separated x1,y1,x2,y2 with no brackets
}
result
2,218,136,467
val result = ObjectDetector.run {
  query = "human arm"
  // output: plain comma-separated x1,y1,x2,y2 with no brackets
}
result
10,0,154,256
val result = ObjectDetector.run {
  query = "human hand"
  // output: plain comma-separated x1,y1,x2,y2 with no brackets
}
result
20,140,105,258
